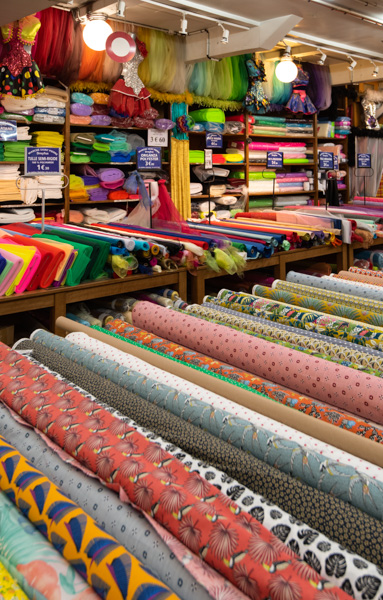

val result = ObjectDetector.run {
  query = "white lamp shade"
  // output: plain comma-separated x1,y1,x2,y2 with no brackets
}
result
275,58,298,83
83,19,113,51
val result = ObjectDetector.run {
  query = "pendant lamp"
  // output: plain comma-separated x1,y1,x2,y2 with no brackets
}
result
83,13,113,51
275,46,298,83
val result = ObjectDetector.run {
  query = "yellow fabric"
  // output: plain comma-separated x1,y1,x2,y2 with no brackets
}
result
0,560,28,600
0,243,36,296
170,138,190,219
19,16,41,44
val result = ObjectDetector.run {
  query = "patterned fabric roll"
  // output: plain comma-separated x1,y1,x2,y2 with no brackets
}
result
185,304,383,377
131,301,383,425
286,271,383,302
334,271,383,287
16,338,383,569
101,319,383,446
0,559,28,600
252,284,383,328
9,351,383,600
349,267,383,279
273,279,383,316
0,343,350,600
25,330,383,521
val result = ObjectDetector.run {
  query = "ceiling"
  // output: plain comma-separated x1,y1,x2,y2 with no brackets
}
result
3,0,383,62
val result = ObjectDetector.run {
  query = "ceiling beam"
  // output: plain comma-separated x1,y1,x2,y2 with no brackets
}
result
185,14,301,63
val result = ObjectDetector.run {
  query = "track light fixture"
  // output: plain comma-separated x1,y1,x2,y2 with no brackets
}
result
317,48,327,65
179,12,188,35
116,0,125,17
371,61,380,77
218,22,229,44
347,56,357,70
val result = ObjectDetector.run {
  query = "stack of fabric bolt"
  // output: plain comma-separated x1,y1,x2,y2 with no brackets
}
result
249,115,314,136
0,96,36,124
227,140,313,164
70,130,144,164
33,85,68,123
0,165,22,201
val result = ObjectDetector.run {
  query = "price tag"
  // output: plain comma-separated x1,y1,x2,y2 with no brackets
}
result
204,149,213,170
319,152,334,170
206,133,223,149
0,120,17,142
267,151,283,169
25,147,61,175
148,128,168,148
357,153,372,168
137,147,162,170
333,155,339,171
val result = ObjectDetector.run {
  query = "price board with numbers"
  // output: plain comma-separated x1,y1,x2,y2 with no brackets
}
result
0,120,17,142
25,147,61,175
148,129,168,147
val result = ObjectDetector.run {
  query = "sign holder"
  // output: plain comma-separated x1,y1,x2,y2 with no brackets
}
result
16,174,69,233
265,152,285,210
355,167,374,205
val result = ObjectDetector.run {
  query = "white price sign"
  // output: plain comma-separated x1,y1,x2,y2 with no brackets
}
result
148,128,168,147
204,149,213,170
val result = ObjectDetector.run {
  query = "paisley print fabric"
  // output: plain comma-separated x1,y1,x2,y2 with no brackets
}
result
286,271,383,302
273,278,383,315
0,560,29,600
131,301,383,426
65,331,383,482
24,329,383,522
101,319,383,445
0,491,99,600
215,289,383,350
9,350,383,600
0,343,350,600
252,284,383,328
14,338,383,570
271,273,383,314
185,304,383,377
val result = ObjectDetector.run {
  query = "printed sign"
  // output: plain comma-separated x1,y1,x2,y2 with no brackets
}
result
333,155,339,171
319,151,334,170
267,151,283,169
148,129,168,148
206,133,223,149
357,153,372,168
0,120,17,142
25,147,61,175
137,147,162,169
204,149,213,170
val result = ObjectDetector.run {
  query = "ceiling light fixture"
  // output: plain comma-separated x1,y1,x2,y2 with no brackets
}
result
317,48,327,65
83,13,113,51
116,0,125,17
218,22,229,44
179,12,188,35
275,45,298,83
371,61,380,77
347,55,357,70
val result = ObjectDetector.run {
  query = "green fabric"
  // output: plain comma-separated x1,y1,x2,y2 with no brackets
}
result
189,108,225,123
249,198,274,208
250,129,286,136
43,230,110,280
33,234,92,286
90,151,111,163
232,171,276,181
0,259,13,286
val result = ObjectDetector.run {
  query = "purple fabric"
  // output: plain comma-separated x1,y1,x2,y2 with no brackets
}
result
71,103,93,117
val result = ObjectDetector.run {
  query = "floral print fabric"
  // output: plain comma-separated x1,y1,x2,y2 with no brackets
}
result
252,284,383,328
28,329,383,522
0,560,28,600
65,331,383,482
17,337,383,570
101,318,383,445
0,344,353,600
333,271,383,287
349,267,383,280
131,301,383,426
185,304,383,377
0,491,98,600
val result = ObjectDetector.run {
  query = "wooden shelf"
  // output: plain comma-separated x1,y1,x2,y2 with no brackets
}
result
191,193,243,199
69,124,150,131
189,131,244,137
189,162,245,167
249,190,313,196
249,162,315,167
70,198,139,204
248,134,314,140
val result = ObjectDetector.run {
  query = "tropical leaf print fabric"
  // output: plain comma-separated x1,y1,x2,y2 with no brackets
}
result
0,342,351,600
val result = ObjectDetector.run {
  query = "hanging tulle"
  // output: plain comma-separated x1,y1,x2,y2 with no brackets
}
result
262,58,275,101
61,20,83,85
210,58,233,100
272,60,292,105
122,170,152,227
152,180,185,227
137,28,186,94
32,7,74,77
303,62,332,112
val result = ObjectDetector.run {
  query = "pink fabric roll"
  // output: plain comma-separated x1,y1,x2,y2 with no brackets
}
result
335,271,383,287
132,301,383,424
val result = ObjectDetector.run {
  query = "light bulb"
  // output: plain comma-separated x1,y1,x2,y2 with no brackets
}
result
275,57,298,83
83,17,113,51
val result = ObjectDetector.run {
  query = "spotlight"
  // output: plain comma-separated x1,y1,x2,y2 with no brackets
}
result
83,13,113,51
179,12,188,35
116,0,125,17
275,46,298,83
317,48,327,65
218,22,229,44
347,56,357,70
371,61,379,77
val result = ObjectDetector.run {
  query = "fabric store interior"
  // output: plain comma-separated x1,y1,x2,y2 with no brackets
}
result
3,0,383,599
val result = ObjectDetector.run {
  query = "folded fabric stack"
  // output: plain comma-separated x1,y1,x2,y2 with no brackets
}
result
0,96,36,124
189,149,244,164
80,206,127,224
228,140,313,164
250,115,314,136
0,143,4,161
190,165,246,217
0,165,22,201
69,174,89,203
70,130,143,164
3,140,30,162
230,169,310,195
335,116,351,136
16,126,31,141
0,208,34,223
189,108,226,133
70,92,95,127
37,175,63,200
33,85,68,123
31,130,64,149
